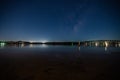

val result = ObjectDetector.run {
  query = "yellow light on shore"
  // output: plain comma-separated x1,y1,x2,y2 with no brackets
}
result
105,41,108,47
95,42,98,47
119,43,120,47
104,41,109,51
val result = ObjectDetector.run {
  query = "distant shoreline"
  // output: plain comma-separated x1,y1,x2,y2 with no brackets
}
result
0,40,120,47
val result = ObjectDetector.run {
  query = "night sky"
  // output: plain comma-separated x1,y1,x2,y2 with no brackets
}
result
0,0,120,41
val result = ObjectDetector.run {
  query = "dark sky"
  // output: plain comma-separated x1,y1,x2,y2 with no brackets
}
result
0,0,120,41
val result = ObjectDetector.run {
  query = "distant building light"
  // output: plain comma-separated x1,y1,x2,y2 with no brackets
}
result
95,42,98,47
30,41,33,43
0,42,6,47
105,41,108,47
41,40,47,43
119,43,120,47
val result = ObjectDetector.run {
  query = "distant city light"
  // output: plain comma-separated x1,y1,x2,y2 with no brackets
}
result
30,41,33,43
0,42,6,47
105,41,108,47
29,40,37,43
104,41,109,51
95,42,98,47
78,46,80,51
119,43,120,47
41,40,48,43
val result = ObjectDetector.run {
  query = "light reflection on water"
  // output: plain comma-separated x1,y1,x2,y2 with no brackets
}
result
78,46,80,51
105,47,108,51
0,44,120,80
29,44,48,48
0,44,120,54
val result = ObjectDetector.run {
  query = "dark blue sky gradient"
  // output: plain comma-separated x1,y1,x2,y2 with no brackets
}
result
0,0,120,41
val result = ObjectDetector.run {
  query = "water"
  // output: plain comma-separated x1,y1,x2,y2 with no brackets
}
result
0,45,120,80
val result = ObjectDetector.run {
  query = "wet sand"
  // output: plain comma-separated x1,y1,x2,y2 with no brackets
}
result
0,50,120,80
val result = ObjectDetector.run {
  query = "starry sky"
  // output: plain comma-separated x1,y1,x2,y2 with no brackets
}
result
0,0,120,41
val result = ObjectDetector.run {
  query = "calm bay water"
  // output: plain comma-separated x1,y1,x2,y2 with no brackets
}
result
0,45,120,80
